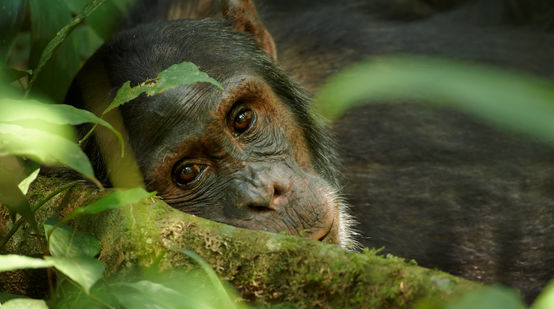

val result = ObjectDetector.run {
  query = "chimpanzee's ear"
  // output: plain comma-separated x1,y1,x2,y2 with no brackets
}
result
222,0,277,61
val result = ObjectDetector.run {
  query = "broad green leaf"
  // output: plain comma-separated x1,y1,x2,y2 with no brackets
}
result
445,285,525,309
55,279,107,309
0,98,123,147
44,219,101,258
532,280,554,309
46,256,104,293
103,62,223,116
72,25,104,60
27,0,110,99
18,168,40,195
1,98,111,127
63,0,128,40
315,56,554,144
178,250,237,309
28,0,79,101
0,165,36,231
0,0,27,62
30,0,109,78
0,255,53,271
1,298,48,309
0,123,94,179
64,187,154,221
112,281,185,309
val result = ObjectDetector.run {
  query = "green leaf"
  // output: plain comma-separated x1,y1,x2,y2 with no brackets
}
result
0,98,123,147
27,0,107,98
46,256,104,293
18,168,40,195
103,61,223,116
63,0,128,40
0,0,27,62
178,250,237,309
0,124,94,179
445,285,525,309
112,281,185,309
1,298,48,309
1,98,110,127
64,188,155,221
28,0,78,101
532,280,554,309
0,255,53,271
315,56,554,144
44,219,101,258
0,292,25,303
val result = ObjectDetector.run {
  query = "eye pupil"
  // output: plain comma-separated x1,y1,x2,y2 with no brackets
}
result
177,164,201,185
233,109,253,134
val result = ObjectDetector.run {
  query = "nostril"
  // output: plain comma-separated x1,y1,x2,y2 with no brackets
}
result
273,186,281,197
248,203,275,212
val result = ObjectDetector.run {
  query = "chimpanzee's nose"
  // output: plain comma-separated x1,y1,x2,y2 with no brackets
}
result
231,164,292,211
244,175,291,211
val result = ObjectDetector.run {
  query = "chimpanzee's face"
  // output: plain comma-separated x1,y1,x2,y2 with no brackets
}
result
70,19,352,246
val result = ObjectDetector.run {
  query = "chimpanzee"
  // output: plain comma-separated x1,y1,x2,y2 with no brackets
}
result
66,0,554,303
66,0,354,247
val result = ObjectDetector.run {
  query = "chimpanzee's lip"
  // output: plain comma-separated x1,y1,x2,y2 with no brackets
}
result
318,218,335,242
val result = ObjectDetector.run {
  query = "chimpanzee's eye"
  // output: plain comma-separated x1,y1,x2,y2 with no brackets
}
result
232,108,255,136
173,163,206,186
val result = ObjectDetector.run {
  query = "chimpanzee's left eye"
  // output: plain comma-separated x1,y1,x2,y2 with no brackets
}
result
231,107,256,136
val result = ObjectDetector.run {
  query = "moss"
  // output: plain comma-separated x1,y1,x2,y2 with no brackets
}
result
6,176,482,308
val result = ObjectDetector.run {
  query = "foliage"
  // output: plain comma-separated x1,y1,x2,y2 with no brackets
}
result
315,56,554,145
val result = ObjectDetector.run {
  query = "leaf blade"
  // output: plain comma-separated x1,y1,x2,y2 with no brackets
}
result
0,255,53,272
46,256,104,293
65,187,155,221
44,219,101,258
0,123,94,179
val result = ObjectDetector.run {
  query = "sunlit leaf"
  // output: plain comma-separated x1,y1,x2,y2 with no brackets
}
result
0,98,123,147
64,187,155,221
0,255,53,271
1,298,48,309
46,256,104,293
315,56,554,144
532,280,554,309
0,123,94,179
18,168,40,195
44,219,101,258
103,61,222,116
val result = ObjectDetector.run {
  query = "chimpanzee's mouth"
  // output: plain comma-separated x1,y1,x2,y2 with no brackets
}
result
318,219,335,243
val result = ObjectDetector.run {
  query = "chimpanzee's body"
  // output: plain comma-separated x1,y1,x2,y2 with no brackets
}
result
67,0,554,302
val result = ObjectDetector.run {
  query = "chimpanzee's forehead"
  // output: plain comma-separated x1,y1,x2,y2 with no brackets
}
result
103,18,271,88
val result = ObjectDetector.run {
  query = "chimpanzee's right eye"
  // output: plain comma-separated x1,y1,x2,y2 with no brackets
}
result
173,162,206,186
